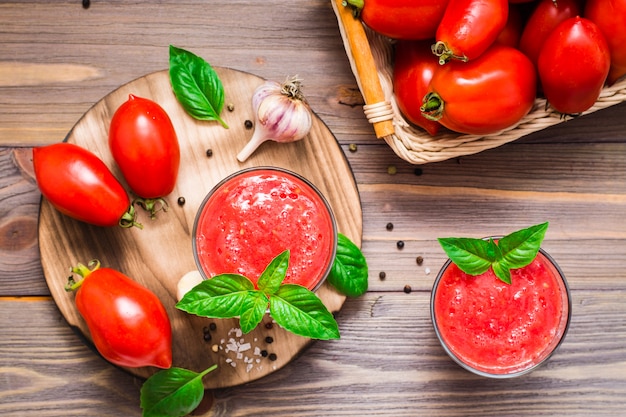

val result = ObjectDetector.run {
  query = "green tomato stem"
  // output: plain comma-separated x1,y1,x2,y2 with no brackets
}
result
420,92,444,122
343,0,364,16
65,260,101,292
119,204,143,229
431,41,468,65
133,197,169,220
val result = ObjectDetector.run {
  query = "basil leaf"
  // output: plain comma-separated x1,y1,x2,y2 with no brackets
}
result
239,291,269,334
176,274,255,318
498,222,548,269
328,233,368,297
270,284,340,340
492,259,512,284
140,365,216,417
168,45,228,128
257,249,289,295
437,237,494,275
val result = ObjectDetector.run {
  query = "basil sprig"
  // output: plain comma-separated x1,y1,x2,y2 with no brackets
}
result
176,250,340,340
168,45,228,128
437,222,549,284
328,233,368,297
140,365,216,417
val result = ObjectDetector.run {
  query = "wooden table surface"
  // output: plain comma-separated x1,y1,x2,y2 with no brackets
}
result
2,1,626,416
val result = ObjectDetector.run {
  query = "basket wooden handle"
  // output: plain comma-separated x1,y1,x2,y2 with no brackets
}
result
333,0,395,138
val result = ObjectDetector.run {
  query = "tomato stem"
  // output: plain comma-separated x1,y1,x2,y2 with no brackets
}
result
133,197,169,220
343,0,364,16
119,204,143,229
431,41,468,65
65,260,101,292
420,92,444,122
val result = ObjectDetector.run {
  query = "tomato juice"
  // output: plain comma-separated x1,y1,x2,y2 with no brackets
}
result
431,249,571,377
193,167,337,291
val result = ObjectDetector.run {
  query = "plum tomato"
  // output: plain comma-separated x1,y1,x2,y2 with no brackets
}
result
68,260,173,369
433,0,509,64
537,16,611,114
518,0,581,67
585,0,626,84
33,143,139,228
109,94,180,216
421,44,537,135
393,40,441,136
345,0,449,40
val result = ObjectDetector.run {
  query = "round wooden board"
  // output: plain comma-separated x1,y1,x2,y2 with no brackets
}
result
38,68,363,389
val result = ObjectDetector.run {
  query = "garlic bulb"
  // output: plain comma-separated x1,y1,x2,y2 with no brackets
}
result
237,76,313,162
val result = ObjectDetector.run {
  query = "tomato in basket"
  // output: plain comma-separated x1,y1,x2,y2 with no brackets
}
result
432,0,508,64
421,44,536,135
393,40,441,136
518,0,581,67
585,0,626,85
538,17,611,115
344,0,449,40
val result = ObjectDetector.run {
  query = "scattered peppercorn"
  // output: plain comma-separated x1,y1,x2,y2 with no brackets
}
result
265,336,274,344
268,353,278,361
244,119,253,129
348,143,358,153
82,0,90,9
416,256,424,265
387,165,397,175
209,322,217,331
414,168,423,176
206,149,213,157
264,322,273,329
403,285,412,294
177,197,186,206
386,222,394,231
227,103,235,112
397,240,405,250
203,332,212,342
379,271,386,280
260,350,269,357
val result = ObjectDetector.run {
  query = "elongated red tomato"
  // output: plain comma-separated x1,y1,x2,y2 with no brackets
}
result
433,0,509,64
393,40,441,136
345,0,449,40
33,143,138,228
69,260,172,369
518,0,581,67
421,44,536,135
109,94,180,201
585,0,626,84
538,17,610,114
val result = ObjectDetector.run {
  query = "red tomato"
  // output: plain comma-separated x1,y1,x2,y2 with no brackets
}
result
433,0,509,63
109,94,180,210
70,260,172,369
538,17,611,114
345,0,449,40
495,4,524,48
393,40,441,136
518,0,581,67
585,0,626,84
421,44,537,135
33,143,139,228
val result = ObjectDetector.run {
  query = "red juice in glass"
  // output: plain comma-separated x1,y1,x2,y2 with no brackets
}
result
431,248,571,377
193,167,337,291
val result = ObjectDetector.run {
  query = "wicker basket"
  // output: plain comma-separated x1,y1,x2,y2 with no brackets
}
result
332,0,626,164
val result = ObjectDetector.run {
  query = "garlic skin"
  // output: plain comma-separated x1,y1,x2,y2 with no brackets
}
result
237,77,313,162
176,270,203,301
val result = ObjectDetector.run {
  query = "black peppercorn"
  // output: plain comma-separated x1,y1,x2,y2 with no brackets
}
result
386,222,394,231
379,271,386,280
203,332,212,342
268,353,277,361
397,240,405,249
177,197,186,206
265,336,274,344
82,0,90,9
416,256,424,265
403,285,412,294
209,322,217,331
206,149,213,157
265,322,273,329
260,350,269,357
414,168,423,176
244,120,253,129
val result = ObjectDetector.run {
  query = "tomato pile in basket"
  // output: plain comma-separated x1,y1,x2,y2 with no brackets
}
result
347,0,626,136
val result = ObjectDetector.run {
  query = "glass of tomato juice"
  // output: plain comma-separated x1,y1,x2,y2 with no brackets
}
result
192,167,337,292
431,246,571,378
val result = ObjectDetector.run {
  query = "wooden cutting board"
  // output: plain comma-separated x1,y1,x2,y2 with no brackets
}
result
38,68,363,389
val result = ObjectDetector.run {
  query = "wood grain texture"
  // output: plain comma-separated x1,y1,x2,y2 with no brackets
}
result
37,69,362,388
1,0,626,415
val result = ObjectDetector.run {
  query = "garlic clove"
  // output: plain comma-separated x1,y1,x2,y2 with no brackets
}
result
177,270,203,301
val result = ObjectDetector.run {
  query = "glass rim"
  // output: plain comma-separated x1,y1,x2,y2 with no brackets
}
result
191,166,338,293
430,244,572,379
